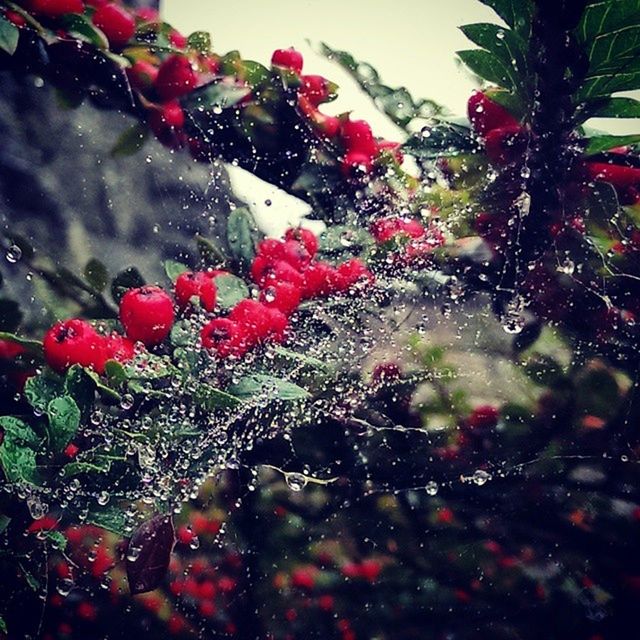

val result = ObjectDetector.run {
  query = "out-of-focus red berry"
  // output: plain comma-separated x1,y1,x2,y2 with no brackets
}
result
284,227,319,257
92,3,135,49
271,48,303,74
259,281,302,316
155,55,198,101
29,0,84,18
467,91,519,137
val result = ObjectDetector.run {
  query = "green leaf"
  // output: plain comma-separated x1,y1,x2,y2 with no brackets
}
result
163,259,189,283
584,133,640,155
111,122,149,158
83,368,122,402
403,122,480,160
61,457,112,478
478,0,533,37
24,372,64,413
228,374,310,401
60,13,109,49
584,96,640,118
460,23,528,95
64,365,97,414
0,514,10,535
196,235,226,266
86,505,129,536
104,360,127,385
111,267,145,304
319,225,375,256
0,330,42,352
0,301,23,333
227,207,260,266
45,530,67,551
47,396,81,452
577,1,640,98
84,258,109,292
0,440,37,484
214,273,249,310
193,385,242,410
183,81,252,112
241,60,271,86
457,49,517,91
273,345,330,371
187,31,211,54
0,615,6,633
0,416,39,447
0,14,20,55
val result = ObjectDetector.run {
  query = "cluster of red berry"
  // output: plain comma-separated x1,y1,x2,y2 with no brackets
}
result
41,227,374,373
271,47,402,177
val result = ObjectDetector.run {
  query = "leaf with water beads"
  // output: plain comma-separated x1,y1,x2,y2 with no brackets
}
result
126,514,175,595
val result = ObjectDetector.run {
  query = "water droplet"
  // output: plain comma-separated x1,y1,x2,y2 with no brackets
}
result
472,469,492,486
57,578,74,597
6,244,22,263
285,472,308,492
425,481,439,496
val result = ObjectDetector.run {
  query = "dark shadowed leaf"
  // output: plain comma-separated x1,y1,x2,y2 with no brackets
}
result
111,267,145,304
126,514,175,594
227,207,260,266
84,258,109,292
583,96,640,119
111,122,149,158
0,301,23,333
403,122,480,160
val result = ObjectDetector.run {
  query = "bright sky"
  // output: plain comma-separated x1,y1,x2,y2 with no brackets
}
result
163,0,640,234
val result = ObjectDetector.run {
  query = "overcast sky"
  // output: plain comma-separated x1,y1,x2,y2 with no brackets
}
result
163,0,640,234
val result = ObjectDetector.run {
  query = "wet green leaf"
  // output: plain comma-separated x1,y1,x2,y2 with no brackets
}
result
227,207,259,266
163,259,189,283
47,396,81,452
214,273,249,310
84,258,109,292
111,122,149,158
0,15,19,55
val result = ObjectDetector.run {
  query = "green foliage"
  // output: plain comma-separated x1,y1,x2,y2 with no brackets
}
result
47,396,81,452
110,123,149,158
584,133,640,155
403,121,480,160
111,267,145,304
84,258,109,292
60,13,109,49
227,207,260,267
213,273,250,310
163,259,189,283
228,374,311,401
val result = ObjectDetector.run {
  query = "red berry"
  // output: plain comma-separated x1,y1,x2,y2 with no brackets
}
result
341,149,375,178
64,443,80,458
43,319,107,374
291,566,317,591
341,119,377,155
229,299,272,343
134,7,159,22
259,281,302,316
252,258,305,289
126,60,158,92
168,29,187,49
359,559,382,582
264,307,288,343
256,238,283,259
149,101,185,148
104,333,135,364
77,601,97,621
119,286,175,346
299,75,328,107
484,124,527,165
200,317,248,358
372,362,402,384
29,0,84,18
271,48,303,74
370,217,425,243
284,227,318,257
5,10,27,27
0,338,24,360
92,3,135,49
301,261,340,298
467,91,519,137
155,55,198,101
175,271,217,312
467,405,499,430
585,162,640,203
336,258,374,290
276,239,312,270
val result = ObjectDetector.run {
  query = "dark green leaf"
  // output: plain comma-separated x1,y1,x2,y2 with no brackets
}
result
64,365,97,414
187,31,211,53
84,258,109,292
0,514,10,535
478,0,533,36
241,60,271,86
0,15,20,55
193,385,242,410
0,440,37,484
196,235,226,266
523,355,565,386
585,133,640,155
0,300,23,332
227,207,259,266
213,273,249,310
182,81,251,112
403,122,480,160
163,259,189,283
460,23,528,95
228,374,310,401
291,165,341,195
584,96,640,118
0,615,6,633
24,372,64,413
60,13,109,49
47,396,81,452
457,49,517,90
111,267,145,304
0,331,41,352
61,457,112,478
273,345,330,371
110,122,149,158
